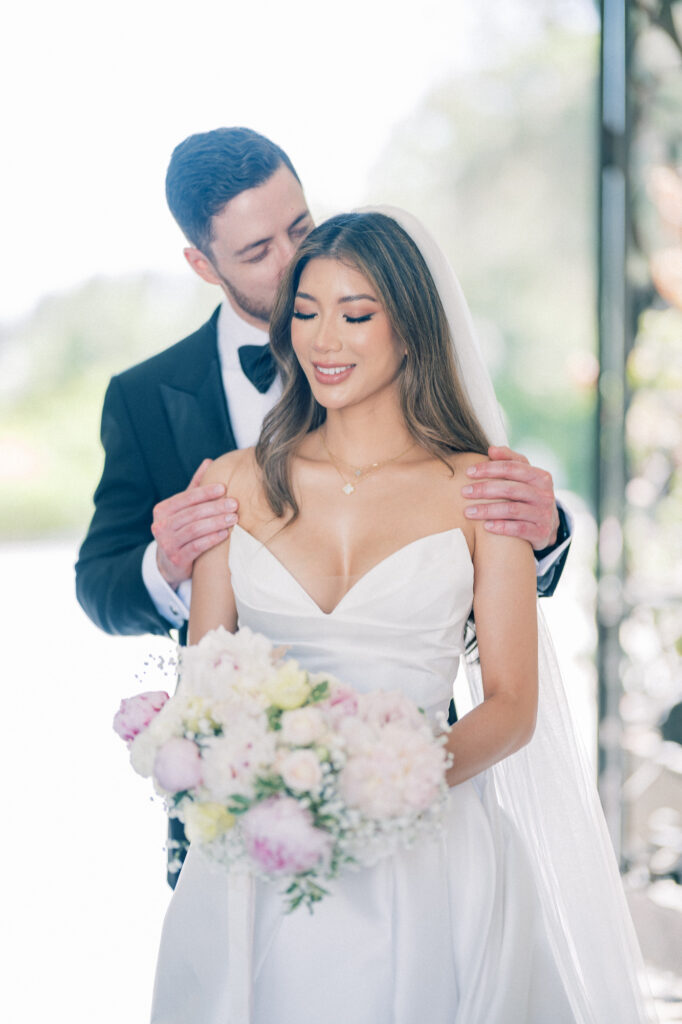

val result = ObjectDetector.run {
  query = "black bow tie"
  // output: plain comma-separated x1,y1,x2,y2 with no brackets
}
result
237,342,277,394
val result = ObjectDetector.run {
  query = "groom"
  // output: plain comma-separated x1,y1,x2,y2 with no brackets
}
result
76,126,571,879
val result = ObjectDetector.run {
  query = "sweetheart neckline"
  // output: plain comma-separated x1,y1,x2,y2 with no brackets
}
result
230,524,470,616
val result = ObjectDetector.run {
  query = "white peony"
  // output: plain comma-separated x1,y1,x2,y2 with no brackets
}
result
179,626,277,703
200,717,277,802
129,728,159,777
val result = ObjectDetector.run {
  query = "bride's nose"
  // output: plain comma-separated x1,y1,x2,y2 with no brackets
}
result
311,315,342,353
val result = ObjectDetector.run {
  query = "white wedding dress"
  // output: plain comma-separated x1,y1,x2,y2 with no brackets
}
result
151,524,583,1024
151,205,654,1023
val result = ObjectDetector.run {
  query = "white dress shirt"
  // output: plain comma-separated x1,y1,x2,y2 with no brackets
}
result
142,301,571,628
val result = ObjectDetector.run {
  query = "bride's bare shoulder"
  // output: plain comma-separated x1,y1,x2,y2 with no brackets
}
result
201,447,259,495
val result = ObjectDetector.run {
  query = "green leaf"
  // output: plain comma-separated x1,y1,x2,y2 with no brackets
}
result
266,706,283,730
309,681,330,703
171,790,191,807
227,794,251,814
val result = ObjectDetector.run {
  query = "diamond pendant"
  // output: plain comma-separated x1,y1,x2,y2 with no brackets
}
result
342,482,355,495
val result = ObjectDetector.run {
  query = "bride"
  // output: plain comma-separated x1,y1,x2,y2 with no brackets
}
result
151,210,655,1023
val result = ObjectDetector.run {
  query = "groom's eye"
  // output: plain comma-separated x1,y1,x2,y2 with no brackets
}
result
246,247,269,264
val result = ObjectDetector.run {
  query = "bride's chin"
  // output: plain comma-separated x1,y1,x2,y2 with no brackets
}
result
307,385,353,410
313,396,350,412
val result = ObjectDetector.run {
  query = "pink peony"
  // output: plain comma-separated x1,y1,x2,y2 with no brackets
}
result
242,796,332,875
153,737,203,793
358,691,424,731
339,747,406,819
340,725,446,819
113,691,169,744
319,681,359,723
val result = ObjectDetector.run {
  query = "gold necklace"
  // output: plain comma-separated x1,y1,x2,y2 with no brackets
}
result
320,432,416,495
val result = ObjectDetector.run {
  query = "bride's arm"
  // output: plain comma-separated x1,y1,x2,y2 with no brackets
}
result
188,456,239,644
445,525,538,787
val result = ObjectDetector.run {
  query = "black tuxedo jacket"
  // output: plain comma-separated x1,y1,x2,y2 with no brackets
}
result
75,308,231,644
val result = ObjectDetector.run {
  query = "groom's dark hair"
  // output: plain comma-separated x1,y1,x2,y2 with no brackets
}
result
165,127,300,255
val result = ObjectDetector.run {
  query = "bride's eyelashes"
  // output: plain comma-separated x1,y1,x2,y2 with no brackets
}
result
291,311,375,323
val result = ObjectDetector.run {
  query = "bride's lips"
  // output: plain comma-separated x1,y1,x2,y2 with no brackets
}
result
312,362,355,385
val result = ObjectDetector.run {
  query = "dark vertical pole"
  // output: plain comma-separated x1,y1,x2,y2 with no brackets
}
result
596,0,631,861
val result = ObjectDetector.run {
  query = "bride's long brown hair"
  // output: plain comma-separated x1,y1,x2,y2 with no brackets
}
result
256,212,490,519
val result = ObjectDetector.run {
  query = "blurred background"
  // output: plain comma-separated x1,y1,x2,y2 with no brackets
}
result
1,0,680,1019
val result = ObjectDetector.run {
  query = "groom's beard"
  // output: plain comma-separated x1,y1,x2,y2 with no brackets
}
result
210,264,272,325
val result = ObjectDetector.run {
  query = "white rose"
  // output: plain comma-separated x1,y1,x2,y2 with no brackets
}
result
280,707,326,747
279,749,323,794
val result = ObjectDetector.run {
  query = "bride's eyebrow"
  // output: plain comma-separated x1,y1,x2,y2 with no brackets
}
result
294,292,379,303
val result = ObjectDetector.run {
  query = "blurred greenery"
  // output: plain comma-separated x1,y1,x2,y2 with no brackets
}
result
626,307,682,597
367,26,599,497
1,23,600,539
625,1,682,612
0,275,216,538
620,0,682,883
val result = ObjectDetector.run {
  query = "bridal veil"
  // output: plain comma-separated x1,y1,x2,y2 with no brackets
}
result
364,205,656,1023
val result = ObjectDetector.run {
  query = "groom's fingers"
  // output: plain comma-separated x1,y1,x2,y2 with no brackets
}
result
162,489,236,527
173,523,233,563
467,458,550,487
462,446,559,550
158,482,228,517
464,500,556,548
463,478,544,505
188,457,214,488
172,511,239,549
152,479,238,586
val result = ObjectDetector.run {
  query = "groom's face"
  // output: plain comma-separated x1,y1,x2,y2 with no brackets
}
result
184,165,313,329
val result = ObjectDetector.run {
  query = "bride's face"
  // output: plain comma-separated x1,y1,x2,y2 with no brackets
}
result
291,258,407,411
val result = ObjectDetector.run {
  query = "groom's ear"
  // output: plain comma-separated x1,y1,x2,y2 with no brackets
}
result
183,247,222,287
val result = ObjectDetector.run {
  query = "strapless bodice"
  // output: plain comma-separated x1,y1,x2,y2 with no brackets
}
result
229,524,474,717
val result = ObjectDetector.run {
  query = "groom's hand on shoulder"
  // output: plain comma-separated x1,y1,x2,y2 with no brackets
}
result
151,458,239,589
461,445,560,551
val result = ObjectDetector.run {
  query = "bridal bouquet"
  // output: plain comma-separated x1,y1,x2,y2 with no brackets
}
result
114,627,450,912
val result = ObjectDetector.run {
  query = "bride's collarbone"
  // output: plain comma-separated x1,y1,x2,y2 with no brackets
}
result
235,454,476,581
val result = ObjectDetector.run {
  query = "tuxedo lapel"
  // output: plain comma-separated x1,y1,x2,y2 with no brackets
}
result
159,310,237,481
